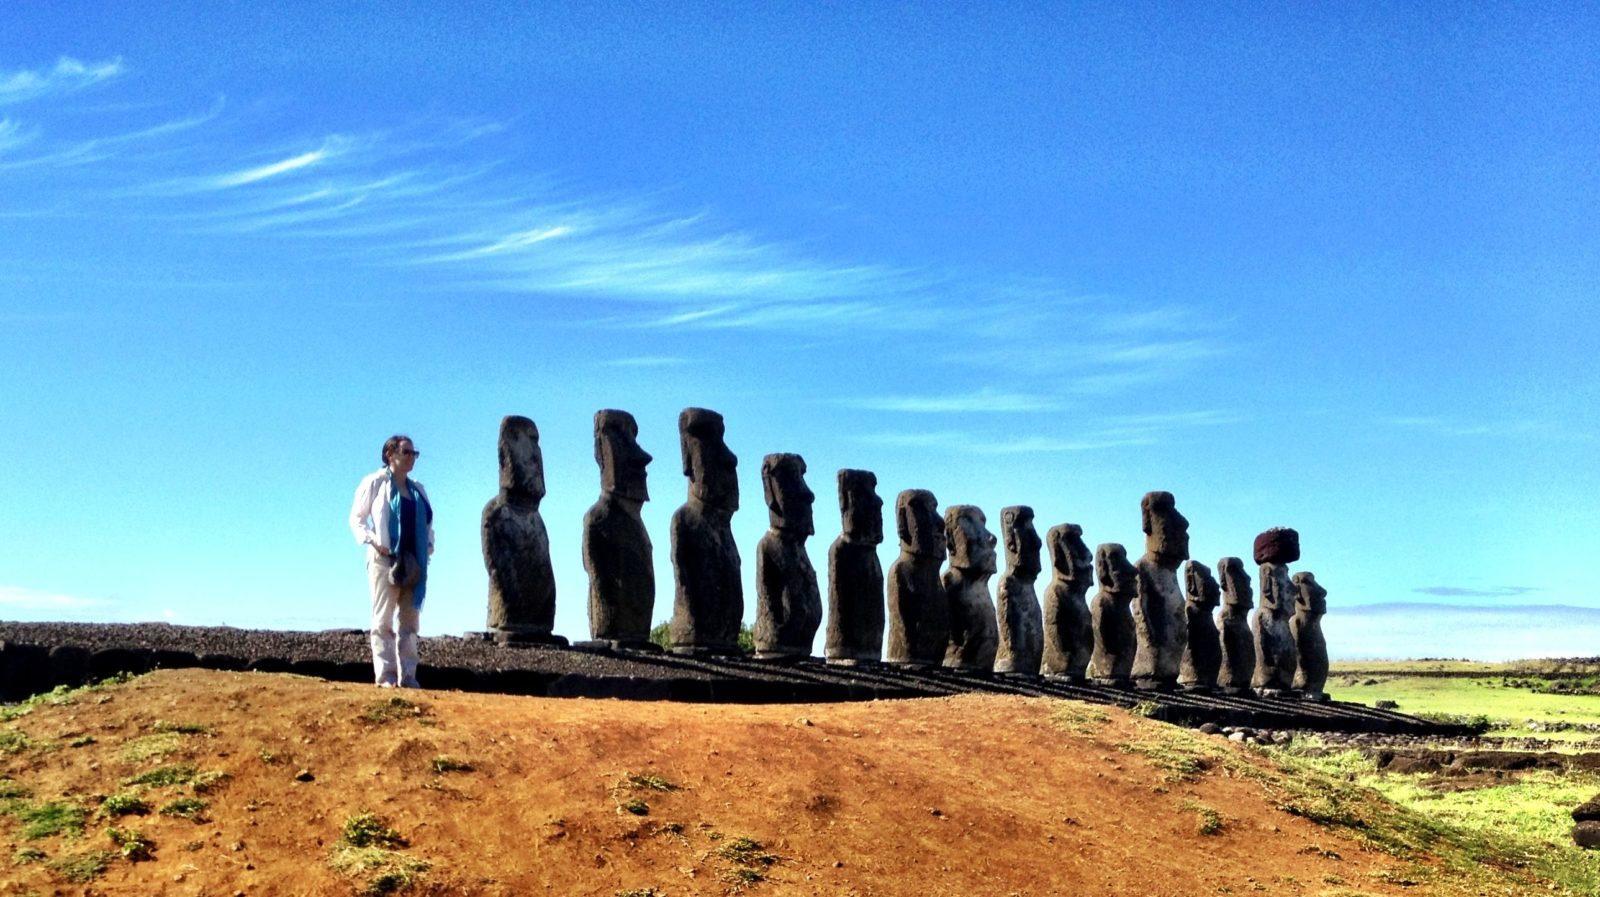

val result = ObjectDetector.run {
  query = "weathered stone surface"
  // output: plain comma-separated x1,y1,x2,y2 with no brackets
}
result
669,408,744,655
1252,532,1300,693
1179,559,1222,691
885,490,948,665
1216,557,1256,693
582,409,654,646
994,506,1044,675
1253,526,1301,565
754,453,823,659
483,415,558,640
942,505,999,671
1089,543,1137,684
1132,491,1190,689
1041,523,1095,680
825,469,885,664
1292,570,1330,699
1574,821,1600,849
1572,793,1600,822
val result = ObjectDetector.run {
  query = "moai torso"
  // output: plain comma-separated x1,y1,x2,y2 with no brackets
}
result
668,408,744,654
753,453,823,659
1089,543,1137,683
825,469,885,664
583,410,654,645
942,505,999,671
1215,557,1256,693
483,415,557,639
1041,523,1095,679
994,506,1044,675
1292,571,1329,699
1251,526,1301,692
1131,491,1190,688
885,490,947,665
1178,560,1222,691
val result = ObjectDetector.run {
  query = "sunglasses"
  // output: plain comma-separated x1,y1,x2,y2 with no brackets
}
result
399,449,420,458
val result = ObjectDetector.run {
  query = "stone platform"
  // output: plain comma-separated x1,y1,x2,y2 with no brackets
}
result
0,621,1458,736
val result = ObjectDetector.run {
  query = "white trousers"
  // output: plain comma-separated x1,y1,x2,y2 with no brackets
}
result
366,549,420,687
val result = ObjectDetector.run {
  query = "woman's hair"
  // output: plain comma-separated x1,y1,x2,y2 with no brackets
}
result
381,434,413,465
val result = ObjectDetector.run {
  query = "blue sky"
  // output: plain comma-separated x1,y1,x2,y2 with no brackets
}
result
3,3,1596,660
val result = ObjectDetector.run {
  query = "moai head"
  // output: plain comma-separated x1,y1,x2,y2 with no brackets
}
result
679,407,738,512
1047,523,1094,586
1001,505,1042,580
1095,543,1134,597
944,505,997,576
498,415,545,503
896,489,945,560
594,409,650,503
1218,557,1254,611
837,469,883,546
1140,490,1190,568
1292,571,1327,616
1253,527,1300,565
761,453,814,536
1184,559,1221,611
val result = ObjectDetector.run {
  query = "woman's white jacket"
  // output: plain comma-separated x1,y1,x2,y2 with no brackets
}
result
349,468,435,556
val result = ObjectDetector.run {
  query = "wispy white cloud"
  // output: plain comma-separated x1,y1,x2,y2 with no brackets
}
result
845,389,1064,414
1384,415,1592,441
205,137,348,189
0,117,37,152
0,584,109,609
853,409,1241,453
0,57,125,106
603,355,691,368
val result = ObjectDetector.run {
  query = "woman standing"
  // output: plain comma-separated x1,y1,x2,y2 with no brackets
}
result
349,434,434,688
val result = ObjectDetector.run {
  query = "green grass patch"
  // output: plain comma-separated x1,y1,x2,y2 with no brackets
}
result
121,731,185,763
158,797,208,821
430,755,473,774
123,763,196,787
619,798,649,815
717,836,777,866
1178,798,1223,835
1049,702,1111,737
45,849,112,883
331,812,427,895
98,793,150,818
1328,662,1600,739
359,696,428,725
106,825,153,861
341,812,408,849
152,720,212,735
12,846,47,865
1114,726,1224,783
0,727,34,754
16,801,88,839
192,770,231,794
626,773,679,792
0,777,28,799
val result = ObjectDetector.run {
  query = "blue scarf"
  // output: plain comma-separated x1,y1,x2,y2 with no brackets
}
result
388,475,433,609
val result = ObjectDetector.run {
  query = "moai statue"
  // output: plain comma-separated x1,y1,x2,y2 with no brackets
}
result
994,506,1044,675
1215,557,1256,695
1251,526,1301,694
942,505,999,672
1178,560,1222,692
825,469,885,665
753,453,823,660
885,490,948,665
1041,523,1095,680
483,415,564,644
582,410,654,649
1089,543,1137,685
668,408,743,655
1132,491,1190,690
1292,571,1330,701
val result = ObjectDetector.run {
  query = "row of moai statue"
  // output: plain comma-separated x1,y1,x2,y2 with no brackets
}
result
481,409,1330,698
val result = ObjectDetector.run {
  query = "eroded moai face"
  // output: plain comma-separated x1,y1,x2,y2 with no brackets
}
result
680,407,738,512
595,409,650,503
498,415,545,501
1184,559,1221,610
762,453,814,536
945,505,997,576
1218,557,1253,610
1292,571,1327,615
1047,523,1094,584
1095,543,1133,594
1253,527,1300,565
1002,506,1042,579
838,469,884,545
1141,490,1190,566
896,489,945,560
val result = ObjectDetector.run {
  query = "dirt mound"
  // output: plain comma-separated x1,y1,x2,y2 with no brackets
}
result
0,670,1492,895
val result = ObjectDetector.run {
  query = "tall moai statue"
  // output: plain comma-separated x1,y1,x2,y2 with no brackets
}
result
885,490,948,665
1251,526,1301,694
1215,557,1256,695
1132,491,1190,690
1291,571,1330,701
582,409,654,649
1089,542,1137,685
825,469,885,665
1178,560,1222,692
1041,523,1095,681
668,408,743,655
994,506,1044,675
942,505,1000,672
483,415,564,644
753,453,823,660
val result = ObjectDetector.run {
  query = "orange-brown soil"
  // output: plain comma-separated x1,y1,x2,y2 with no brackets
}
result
0,670,1484,896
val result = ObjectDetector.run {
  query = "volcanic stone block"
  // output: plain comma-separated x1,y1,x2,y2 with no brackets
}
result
1179,560,1222,692
885,489,948,665
942,504,999,672
669,408,744,655
826,469,886,665
483,415,562,643
583,409,655,647
1292,570,1330,700
1041,523,1095,680
1215,557,1256,694
1089,543,1137,685
994,506,1044,675
1132,491,1190,690
1573,793,1600,822
1253,526,1300,565
1574,822,1600,850
753,453,823,659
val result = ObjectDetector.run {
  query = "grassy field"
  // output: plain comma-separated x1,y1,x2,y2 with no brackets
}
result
1328,659,1600,739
